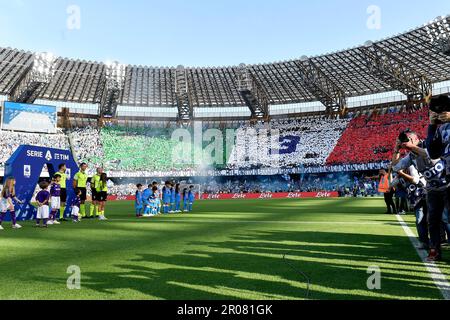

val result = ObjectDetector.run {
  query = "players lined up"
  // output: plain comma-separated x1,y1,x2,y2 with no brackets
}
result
134,181,196,217
0,162,196,230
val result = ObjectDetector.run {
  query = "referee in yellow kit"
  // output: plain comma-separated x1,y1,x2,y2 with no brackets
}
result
73,163,89,219
55,163,68,221
90,167,103,218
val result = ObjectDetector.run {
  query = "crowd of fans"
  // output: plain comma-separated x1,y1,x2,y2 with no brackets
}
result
0,130,69,167
108,183,137,196
69,126,198,173
327,108,429,165
69,127,104,171
102,172,380,197
0,113,395,200
67,116,352,174
200,176,297,194
228,117,350,169
0,108,428,177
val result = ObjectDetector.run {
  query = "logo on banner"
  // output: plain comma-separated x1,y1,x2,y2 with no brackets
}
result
23,165,31,178
259,192,273,199
66,168,71,180
232,193,246,199
45,151,53,161
316,192,331,198
287,192,302,198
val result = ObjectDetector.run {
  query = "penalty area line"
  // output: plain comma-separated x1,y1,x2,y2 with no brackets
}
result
395,214,450,300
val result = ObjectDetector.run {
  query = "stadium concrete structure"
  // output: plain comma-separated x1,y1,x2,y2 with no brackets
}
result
1,16,450,179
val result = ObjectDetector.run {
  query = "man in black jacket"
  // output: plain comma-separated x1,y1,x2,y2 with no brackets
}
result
426,95,450,261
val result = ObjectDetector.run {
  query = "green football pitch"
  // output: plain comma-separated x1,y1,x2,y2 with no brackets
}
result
1,197,450,300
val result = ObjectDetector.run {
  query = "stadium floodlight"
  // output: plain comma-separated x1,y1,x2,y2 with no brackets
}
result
100,61,127,118
424,16,450,56
32,52,56,82
105,60,127,90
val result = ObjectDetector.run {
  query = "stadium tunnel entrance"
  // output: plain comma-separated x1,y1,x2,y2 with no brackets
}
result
3,145,78,221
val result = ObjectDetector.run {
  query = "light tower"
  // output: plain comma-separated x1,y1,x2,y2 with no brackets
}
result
99,61,127,119
175,65,193,124
9,52,56,103
237,63,269,121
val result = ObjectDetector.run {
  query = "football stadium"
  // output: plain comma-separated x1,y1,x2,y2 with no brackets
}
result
2,1,450,307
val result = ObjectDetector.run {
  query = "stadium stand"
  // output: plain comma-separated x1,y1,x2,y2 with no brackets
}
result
101,126,185,171
228,117,350,168
69,116,350,173
326,108,429,166
0,130,69,167
108,172,377,197
69,127,104,169
70,126,193,172
0,107,430,176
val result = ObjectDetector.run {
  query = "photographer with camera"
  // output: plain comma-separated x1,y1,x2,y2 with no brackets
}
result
425,95,450,261
391,129,446,252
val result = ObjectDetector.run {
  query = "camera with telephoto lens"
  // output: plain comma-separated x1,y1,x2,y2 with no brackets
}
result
429,95,450,114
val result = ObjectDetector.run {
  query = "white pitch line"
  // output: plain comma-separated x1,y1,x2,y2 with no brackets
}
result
395,214,450,300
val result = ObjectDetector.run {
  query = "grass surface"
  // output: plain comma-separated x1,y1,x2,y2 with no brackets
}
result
0,197,449,300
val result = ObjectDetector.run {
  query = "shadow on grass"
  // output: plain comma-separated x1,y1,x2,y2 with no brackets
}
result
36,230,445,300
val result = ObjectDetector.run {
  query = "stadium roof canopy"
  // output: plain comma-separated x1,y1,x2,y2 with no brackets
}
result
1,16,450,116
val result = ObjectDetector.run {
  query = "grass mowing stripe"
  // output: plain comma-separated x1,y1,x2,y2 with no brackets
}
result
0,198,446,300
395,214,450,300
111,218,385,225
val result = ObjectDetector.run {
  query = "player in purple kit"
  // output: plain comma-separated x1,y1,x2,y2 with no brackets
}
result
35,182,50,228
47,175,62,225
71,189,82,223
0,177,24,230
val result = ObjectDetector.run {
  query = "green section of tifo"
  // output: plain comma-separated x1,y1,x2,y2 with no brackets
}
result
100,126,228,171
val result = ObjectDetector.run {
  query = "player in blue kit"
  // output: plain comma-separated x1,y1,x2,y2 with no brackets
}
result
175,183,182,213
188,185,196,212
141,186,159,218
152,181,162,214
142,184,153,217
169,183,176,213
150,186,160,216
154,192,161,215
135,184,144,217
162,181,172,214
183,188,189,212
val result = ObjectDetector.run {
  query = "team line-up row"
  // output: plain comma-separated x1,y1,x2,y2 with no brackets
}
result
0,162,197,230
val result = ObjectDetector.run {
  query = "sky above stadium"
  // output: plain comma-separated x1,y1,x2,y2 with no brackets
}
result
0,0,449,67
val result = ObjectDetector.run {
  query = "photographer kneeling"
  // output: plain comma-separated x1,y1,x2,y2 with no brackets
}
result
426,95,450,261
